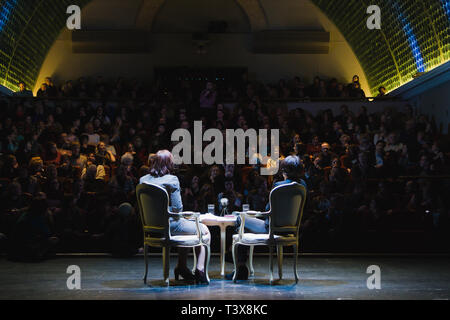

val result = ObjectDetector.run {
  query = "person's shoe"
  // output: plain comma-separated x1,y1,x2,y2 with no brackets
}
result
174,267,195,281
194,269,209,285
225,265,248,281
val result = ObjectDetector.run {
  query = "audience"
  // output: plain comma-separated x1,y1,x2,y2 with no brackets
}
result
0,74,448,261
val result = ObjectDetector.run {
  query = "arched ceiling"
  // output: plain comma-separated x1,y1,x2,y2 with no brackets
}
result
0,0,449,95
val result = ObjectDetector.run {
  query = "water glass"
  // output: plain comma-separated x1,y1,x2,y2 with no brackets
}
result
242,204,250,212
208,204,215,214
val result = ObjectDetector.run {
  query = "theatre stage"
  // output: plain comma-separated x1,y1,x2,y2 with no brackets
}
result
1,254,449,300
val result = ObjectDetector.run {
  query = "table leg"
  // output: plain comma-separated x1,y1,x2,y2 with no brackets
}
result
220,225,226,277
248,245,255,277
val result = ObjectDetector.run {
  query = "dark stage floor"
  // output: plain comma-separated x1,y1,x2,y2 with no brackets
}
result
1,254,450,300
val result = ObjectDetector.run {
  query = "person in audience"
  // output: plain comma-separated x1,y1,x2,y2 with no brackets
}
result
109,165,135,205
0,181,31,235
349,82,366,98
81,164,106,193
69,142,88,170
42,142,62,165
120,152,138,184
377,86,387,97
1,155,19,179
318,142,337,168
97,202,141,257
44,77,58,97
36,83,48,98
14,81,33,97
217,178,243,215
95,141,116,166
79,134,94,155
84,122,100,146
199,81,217,109
8,192,59,261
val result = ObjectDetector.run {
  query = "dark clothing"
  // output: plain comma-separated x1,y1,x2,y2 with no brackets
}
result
8,210,57,261
318,152,337,168
95,152,114,166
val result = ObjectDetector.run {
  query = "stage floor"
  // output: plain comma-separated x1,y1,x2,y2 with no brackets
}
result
1,254,450,300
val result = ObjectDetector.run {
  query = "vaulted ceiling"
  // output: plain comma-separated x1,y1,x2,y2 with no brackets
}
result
0,0,449,95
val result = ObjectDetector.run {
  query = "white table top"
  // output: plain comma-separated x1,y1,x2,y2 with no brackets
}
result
199,213,237,223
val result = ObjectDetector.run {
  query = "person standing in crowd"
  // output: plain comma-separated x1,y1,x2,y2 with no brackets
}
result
14,81,33,97
199,81,217,109
377,86,387,97
36,83,48,98
44,77,58,97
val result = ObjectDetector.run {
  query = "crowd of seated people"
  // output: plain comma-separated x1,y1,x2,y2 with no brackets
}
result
13,73,371,101
0,73,449,261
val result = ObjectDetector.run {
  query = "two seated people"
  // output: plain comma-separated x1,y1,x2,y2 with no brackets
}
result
139,150,306,284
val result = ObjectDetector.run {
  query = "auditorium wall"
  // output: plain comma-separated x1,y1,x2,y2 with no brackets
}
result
35,0,369,94
409,80,450,134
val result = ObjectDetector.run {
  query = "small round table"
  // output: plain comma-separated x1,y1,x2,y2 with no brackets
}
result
199,214,236,277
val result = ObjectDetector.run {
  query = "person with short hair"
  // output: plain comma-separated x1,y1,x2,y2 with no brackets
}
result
103,202,141,257
14,81,33,97
377,86,387,97
83,122,100,146
44,77,57,97
226,155,307,280
36,83,48,98
217,178,243,215
318,142,337,168
69,142,87,170
199,81,217,109
109,165,135,205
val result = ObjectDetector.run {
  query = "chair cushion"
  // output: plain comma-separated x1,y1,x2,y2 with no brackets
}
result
171,233,211,246
232,233,296,245
146,233,210,247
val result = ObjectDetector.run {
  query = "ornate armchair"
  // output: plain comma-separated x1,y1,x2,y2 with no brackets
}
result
232,182,306,284
136,183,210,285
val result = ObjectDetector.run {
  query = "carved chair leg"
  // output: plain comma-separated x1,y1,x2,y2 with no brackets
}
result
205,244,211,283
293,244,299,284
232,242,238,283
192,247,197,274
277,245,283,280
269,246,274,285
163,246,170,286
143,244,148,284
